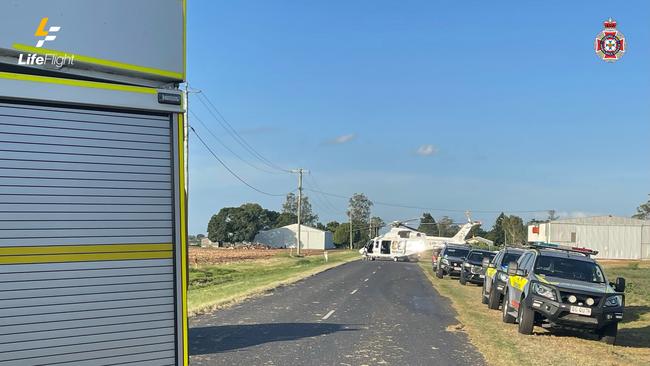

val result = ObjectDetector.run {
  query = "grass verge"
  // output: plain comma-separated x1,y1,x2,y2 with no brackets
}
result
418,260,650,366
188,250,358,316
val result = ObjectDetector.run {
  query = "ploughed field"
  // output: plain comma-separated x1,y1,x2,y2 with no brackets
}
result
189,246,326,265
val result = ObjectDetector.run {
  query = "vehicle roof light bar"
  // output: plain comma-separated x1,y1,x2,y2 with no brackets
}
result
528,242,599,256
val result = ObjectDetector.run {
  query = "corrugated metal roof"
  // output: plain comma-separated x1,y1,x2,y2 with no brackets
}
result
551,215,650,226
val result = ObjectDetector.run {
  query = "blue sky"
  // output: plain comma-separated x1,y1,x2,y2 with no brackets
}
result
186,1,650,235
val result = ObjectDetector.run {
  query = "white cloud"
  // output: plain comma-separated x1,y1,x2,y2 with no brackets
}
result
416,144,439,156
328,133,356,144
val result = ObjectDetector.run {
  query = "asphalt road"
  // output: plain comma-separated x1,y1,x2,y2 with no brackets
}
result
189,260,485,366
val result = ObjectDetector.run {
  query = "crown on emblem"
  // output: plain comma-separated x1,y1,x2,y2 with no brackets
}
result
603,18,617,28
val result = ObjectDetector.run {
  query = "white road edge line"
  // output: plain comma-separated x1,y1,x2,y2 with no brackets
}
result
322,310,335,320
350,289,358,295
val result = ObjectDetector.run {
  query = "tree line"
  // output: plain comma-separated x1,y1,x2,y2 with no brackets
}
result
206,192,383,248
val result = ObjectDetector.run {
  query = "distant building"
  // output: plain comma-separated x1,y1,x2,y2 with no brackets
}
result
200,237,216,247
254,224,335,250
528,216,650,260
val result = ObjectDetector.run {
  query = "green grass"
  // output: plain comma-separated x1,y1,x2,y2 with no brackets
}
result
188,250,358,315
419,259,650,366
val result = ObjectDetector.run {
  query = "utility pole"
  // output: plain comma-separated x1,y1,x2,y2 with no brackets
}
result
349,211,353,250
291,169,308,256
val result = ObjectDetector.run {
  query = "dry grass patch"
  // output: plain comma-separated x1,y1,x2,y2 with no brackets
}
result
188,250,358,315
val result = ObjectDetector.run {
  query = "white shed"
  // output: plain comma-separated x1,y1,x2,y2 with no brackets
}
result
528,216,650,260
255,224,334,250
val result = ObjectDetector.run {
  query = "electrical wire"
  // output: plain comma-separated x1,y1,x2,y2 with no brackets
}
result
189,110,283,175
303,188,550,214
194,92,292,173
190,125,288,197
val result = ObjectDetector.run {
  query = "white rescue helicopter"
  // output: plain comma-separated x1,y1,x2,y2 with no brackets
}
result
360,213,481,261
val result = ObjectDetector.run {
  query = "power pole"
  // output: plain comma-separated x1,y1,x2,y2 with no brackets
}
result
291,169,308,256
348,211,353,250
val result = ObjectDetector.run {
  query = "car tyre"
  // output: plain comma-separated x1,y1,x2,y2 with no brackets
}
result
597,323,618,345
459,271,467,285
502,288,516,324
481,285,489,304
487,283,500,310
517,298,534,335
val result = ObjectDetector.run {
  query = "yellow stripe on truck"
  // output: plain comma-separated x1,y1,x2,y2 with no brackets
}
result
0,243,173,264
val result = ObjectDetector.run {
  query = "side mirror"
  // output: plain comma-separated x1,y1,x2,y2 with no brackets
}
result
515,269,527,277
507,261,519,276
481,257,490,268
488,263,496,269
613,277,626,292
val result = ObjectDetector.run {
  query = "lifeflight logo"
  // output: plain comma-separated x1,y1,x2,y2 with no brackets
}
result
34,17,60,47
17,17,74,67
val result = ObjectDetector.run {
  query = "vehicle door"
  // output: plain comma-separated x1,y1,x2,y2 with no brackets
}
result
485,250,503,293
508,252,533,309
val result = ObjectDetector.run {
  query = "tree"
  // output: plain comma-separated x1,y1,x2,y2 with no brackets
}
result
502,215,527,244
333,223,351,247
326,221,340,233
274,212,297,228
369,216,385,238
486,212,507,246
315,222,327,230
207,203,274,244
633,198,650,220
467,224,488,238
436,216,458,237
547,210,560,221
417,213,438,236
347,193,373,247
196,234,205,239
281,193,318,226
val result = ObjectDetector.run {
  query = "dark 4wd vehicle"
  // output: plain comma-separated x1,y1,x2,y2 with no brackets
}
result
482,247,524,308
459,249,495,285
435,244,470,279
502,243,625,344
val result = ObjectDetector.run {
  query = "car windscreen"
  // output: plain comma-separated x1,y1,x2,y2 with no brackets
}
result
467,252,494,262
502,253,522,266
534,256,605,283
444,248,469,258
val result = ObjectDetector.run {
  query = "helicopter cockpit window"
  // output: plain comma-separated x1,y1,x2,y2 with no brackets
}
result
398,231,410,238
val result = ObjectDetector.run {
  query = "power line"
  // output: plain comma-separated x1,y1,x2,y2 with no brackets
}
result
189,109,283,175
194,92,292,173
303,188,550,214
189,126,288,197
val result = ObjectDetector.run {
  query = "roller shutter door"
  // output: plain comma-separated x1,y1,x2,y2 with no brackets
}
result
0,102,177,365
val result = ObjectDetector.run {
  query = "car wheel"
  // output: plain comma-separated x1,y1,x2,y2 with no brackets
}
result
488,283,500,310
517,298,534,335
481,284,489,304
502,288,516,324
597,323,618,345
459,271,467,285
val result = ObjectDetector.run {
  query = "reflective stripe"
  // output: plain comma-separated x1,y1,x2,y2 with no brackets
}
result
0,71,156,94
12,43,183,80
178,113,189,365
509,275,528,291
0,244,172,255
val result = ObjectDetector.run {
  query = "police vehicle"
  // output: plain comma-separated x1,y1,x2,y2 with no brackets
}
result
501,243,626,344
481,247,525,308
459,249,496,285
435,244,471,278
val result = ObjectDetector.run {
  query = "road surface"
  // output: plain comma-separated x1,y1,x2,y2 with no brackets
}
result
189,260,485,366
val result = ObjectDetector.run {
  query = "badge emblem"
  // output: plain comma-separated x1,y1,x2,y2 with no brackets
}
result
595,18,626,62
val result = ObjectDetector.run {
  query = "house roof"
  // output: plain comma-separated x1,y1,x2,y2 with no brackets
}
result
548,215,649,226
